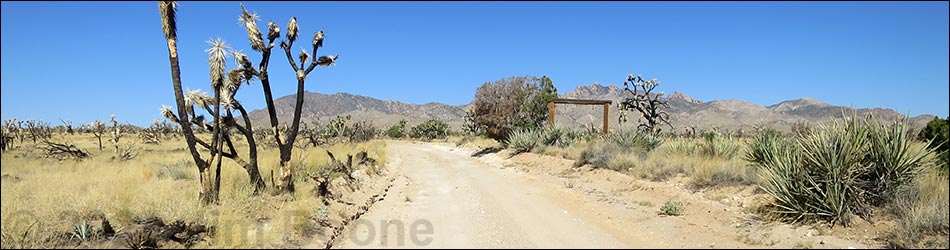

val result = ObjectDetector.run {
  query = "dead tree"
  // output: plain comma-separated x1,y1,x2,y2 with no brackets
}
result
87,120,107,151
617,73,672,137
23,120,53,144
39,140,89,160
228,4,338,193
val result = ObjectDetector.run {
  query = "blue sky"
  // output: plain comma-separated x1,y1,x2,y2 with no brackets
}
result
2,1,948,126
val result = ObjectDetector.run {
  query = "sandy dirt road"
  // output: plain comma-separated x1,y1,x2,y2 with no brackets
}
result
334,141,644,248
332,141,872,249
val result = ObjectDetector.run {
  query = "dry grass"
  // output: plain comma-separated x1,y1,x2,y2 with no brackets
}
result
0,133,386,248
886,168,950,248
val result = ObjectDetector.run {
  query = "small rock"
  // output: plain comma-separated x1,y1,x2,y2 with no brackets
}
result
819,240,825,245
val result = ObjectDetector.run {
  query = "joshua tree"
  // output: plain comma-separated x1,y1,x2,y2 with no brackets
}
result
87,120,106,150
228,4,338,193
110,115,122,153
60,119,74,135
617,73,672,137
160,1,312,201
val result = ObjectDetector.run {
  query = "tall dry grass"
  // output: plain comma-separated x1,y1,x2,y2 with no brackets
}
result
0,134,386,248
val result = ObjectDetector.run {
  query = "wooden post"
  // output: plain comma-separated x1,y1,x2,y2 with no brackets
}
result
548,100,556,126
602,103,609,135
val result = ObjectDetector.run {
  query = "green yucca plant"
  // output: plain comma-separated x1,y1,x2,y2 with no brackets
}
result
506,127,541,154
609,129,661,151
539,123,578,148
70,221,94,242
701,131,740,159
744,128,789,166
756,113,938,226
863,118,934,205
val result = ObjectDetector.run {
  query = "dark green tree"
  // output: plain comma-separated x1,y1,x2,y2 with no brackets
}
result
918,116,949,170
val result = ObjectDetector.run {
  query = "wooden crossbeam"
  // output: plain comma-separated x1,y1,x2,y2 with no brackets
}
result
547,98,612,135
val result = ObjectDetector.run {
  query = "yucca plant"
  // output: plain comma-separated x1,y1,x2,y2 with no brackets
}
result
70,221,94,243
756,113,938,226
862,118,934,206
744,128,789,166
701,131,740,159
506,127,541,154
539,123,577,148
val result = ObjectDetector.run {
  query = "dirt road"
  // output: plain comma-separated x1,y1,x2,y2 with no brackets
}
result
332,141,873,249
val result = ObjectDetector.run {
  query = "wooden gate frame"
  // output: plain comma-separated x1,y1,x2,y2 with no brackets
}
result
547,98,612,135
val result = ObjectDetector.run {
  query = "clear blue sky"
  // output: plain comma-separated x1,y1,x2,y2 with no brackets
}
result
2,1,948,126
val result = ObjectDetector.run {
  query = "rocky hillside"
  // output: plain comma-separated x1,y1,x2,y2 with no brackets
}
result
555,83,934,134
244,85,934,134
244,91,466,130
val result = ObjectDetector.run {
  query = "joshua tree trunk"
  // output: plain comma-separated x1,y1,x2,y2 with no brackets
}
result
159,1,213,205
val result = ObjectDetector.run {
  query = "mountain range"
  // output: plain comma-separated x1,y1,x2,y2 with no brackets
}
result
245,83,935,134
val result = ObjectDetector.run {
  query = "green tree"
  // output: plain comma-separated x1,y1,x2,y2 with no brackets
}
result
918,116,949,170
471,76,558,141
386,119,408,138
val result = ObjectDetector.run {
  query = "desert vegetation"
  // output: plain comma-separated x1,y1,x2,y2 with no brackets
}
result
2,2,946,249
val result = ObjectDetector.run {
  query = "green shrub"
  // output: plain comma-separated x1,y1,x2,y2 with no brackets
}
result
408,119,450,140
659,199,686,216
470,76,558,141
385,119,407,138
917,116,948,172
506,128,541,154
348,121,377,143
573,141,620,169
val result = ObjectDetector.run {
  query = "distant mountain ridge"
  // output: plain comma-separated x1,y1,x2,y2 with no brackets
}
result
244,84,935,133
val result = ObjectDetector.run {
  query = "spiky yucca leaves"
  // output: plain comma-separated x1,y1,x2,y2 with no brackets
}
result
267,21,280,42
158,1,179,40
205,38,229,88
863,118,934,205
744,128,789,167
506,127,541,154
317,54,339,67
756,114,939,226
298,49,310,67
286,17,298,42
539,124,579,148
609,128,662,151
239,4,265,51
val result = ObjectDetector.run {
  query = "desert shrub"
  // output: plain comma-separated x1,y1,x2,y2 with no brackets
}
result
663,137,700,156
690,158,758,189
408,120,450,140
756,115,939,225
348,121,377,143
609,129,661,151
506,128,541,154
917,116,948,172
744,128,790,167
885,169,949,248
470,76,557,141
700,131,740,159
573,141,621,169
385,119,408,139
659,199,686,216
